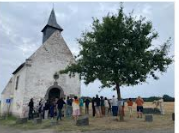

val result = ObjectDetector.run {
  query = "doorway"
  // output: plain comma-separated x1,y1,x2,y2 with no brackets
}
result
45,82,65,100
48,88,60,100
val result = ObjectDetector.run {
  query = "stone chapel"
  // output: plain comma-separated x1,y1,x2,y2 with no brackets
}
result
1,9,81,117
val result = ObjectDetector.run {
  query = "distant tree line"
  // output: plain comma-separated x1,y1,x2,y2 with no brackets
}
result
81,94,174,102
162,94,175,102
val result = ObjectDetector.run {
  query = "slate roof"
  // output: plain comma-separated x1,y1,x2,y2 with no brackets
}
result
41,9,63,32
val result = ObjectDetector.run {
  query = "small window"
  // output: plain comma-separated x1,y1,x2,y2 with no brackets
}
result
15,76,20,90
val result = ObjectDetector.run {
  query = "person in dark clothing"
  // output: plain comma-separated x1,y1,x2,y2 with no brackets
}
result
92,97,96,117
66,96,73,117
85,98,90,114
100,96,105,116
49,100,56,120
95,95,101,117
28,98,34,120
38,99,43,118
44,100,50,119
108,99,112,115
56,98,66,122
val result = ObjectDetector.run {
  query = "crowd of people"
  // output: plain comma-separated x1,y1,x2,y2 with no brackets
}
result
27,95,146,122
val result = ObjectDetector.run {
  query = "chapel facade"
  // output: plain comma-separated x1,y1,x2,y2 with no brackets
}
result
1,9,80,117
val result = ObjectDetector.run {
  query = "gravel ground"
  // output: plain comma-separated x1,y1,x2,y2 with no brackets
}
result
0,125,174,133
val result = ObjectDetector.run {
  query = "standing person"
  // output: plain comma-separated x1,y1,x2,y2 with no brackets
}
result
44,100,50,119
56,97,66,122
153,100,159,109
92,97,96,117
79,98,84,115
111,95,118,116
66,96,73,118
118,98,125,117
135,96,144,118
108,99,112,115
85,98,90,114
158,97,165,115
95,95,101,117
127,98,133,118
63,97,67,117
104,97,109,116
28,98,34,120
72,96,80,122
38,98,43,118
100,96,105,116
49,100,56,120
54,97,59,117
41,99,46,119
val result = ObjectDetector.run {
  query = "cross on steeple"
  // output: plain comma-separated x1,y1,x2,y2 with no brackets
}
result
41,8,63,43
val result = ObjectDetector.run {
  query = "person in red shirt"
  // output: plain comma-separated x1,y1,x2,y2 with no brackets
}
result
135,96,144,118
127,98,133,118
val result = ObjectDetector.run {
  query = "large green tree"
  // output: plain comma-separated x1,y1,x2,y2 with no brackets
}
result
60,5,173,100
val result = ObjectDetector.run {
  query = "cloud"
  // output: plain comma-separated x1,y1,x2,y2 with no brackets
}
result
132,3,152,20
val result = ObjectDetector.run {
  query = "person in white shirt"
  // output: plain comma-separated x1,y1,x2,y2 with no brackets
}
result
158,97,165,115
111,95,118,116
104,97,109,116
72,96,80,122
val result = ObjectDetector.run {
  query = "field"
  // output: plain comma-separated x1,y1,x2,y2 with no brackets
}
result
0,102,174,132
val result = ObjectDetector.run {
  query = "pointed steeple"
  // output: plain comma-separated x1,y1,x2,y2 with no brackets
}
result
47,9,63,31
41,9,63,43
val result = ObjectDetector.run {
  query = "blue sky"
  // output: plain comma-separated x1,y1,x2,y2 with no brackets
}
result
0,2,174,99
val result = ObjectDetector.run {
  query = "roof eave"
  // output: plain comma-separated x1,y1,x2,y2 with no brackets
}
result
12,63,25,75
41,25,63,32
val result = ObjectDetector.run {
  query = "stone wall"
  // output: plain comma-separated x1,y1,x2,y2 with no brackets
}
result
11,66,27,117
1,66,27,117
23,30,80,106
1,78,14,115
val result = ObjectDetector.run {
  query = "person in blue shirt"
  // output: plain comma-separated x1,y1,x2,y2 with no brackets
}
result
85,98,90,114
66,96,73,117
79,98,84,115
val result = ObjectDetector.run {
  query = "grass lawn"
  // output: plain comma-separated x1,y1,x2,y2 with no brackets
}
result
0,102,174,132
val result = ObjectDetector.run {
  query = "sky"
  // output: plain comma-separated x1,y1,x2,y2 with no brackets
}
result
0,2,174,99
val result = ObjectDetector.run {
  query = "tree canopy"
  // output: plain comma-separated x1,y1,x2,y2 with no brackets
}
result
60,4,173,99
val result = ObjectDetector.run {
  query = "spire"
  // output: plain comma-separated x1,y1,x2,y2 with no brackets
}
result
41,9,63,43
47,9,63,31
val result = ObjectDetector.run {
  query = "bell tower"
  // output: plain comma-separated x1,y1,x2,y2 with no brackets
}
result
41,9,63,43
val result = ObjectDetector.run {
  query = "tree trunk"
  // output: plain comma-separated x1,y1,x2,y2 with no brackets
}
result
116,83,121,100
116,83,124,121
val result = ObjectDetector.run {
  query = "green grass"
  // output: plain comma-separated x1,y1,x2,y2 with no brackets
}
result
0,102,175,132
0,116,53,130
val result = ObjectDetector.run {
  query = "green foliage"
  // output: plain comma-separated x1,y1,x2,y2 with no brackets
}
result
60,4,173,95
163,94,175,102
